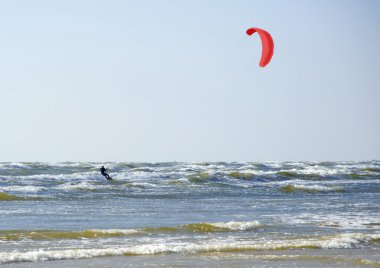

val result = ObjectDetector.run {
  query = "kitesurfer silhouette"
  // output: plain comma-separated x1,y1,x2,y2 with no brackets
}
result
100,166,112,180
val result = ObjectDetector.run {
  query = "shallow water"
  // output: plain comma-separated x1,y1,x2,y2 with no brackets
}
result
0,161,379,267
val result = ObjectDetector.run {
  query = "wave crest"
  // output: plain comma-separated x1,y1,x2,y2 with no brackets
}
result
183,221,262,232
0,221,262,241
281,184,344,193
0,192,22,201
1,233,379,264
0,229,140,241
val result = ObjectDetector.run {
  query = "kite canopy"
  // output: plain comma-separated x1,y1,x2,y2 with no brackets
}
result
246,27,274,67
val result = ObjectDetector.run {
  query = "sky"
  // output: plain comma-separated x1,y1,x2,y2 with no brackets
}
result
0,0,379,162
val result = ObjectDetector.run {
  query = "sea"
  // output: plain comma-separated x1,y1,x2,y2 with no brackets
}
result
0,161,379,267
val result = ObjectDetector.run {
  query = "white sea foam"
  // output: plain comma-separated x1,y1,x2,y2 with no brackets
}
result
1,233,378,264
286,184,344,192
88,229,141,235
1,172,99,181
322,179,380,185
56,182,113,191
209,221,262,231
263,162,283,168
281,211,380,229
262,179,341,189
299,166,349,176
50,162,97,168
0,185,45,193
0,162,31,170
7,163,32,169
124,182,159,188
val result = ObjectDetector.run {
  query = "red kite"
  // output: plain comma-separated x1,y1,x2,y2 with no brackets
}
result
246,27,274,67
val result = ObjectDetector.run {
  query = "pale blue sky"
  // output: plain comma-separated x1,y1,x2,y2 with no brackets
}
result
1,0,379,162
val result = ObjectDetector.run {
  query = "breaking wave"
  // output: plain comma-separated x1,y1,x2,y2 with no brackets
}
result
0,192,42,201
0,221,262,241
0,229,140,241
0,192,22,201
181,221,262,232
281,184,344,193
1,233,379,264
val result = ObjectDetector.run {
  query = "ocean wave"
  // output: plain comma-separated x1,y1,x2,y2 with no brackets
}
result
0,192,23,201
284,213,380,229
0,172,100,183
228,172,255,180
0,162,32,169
2,161,379,181
276,167,348,178
49,162,98,168
129,167,155,172
0,221,262,242
0,192,43,201
203,253,380,267
187,172,212,182
1,161,379,200
123,182,159,189
0,229,140,241
1,233,379,264
55,181,114,191
224,165,373,179
181,221,262,232
360,167,380,173
0,185,45,193
281,184,344,193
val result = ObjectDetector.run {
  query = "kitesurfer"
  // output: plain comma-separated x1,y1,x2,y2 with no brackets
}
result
100,166,112,180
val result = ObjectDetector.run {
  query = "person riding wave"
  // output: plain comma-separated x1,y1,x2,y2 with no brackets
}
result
100,166,112,180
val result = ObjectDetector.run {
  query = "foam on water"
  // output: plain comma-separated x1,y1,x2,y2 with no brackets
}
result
283,213,380,230
206,221,261,231
0,186,45,193
1,233,379,264
56,181,114,191
0,221,263,242
0,229,141,241
281,184,344,193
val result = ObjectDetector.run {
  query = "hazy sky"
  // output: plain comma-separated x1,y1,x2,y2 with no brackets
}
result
1,0,379,162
